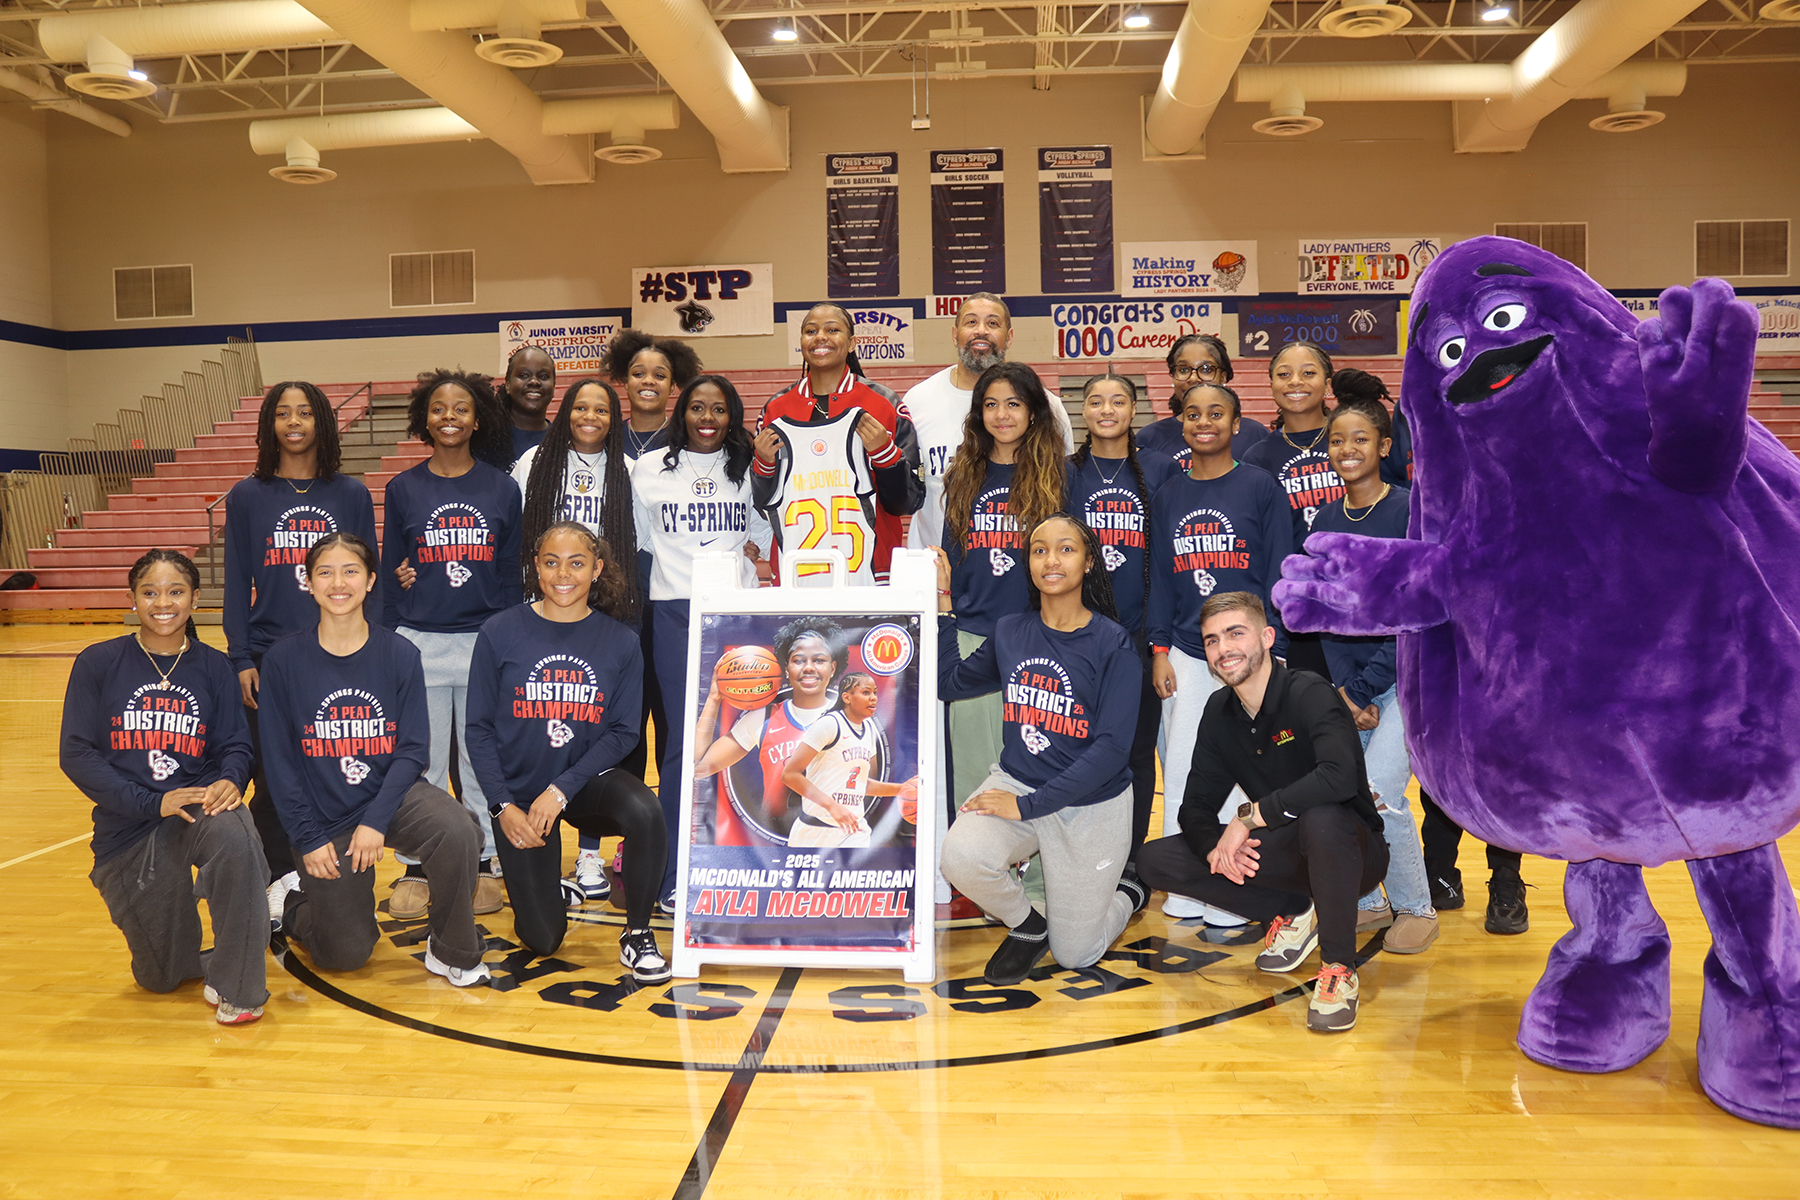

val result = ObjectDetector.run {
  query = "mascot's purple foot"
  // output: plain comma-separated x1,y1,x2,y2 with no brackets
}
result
1517,859,1670,1073
1689,845,1800,1129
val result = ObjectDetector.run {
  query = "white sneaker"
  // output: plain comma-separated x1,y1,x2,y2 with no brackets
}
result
266,871,300,932
203,984,263,1025
423,945,491,988
575,849,611,901
620,928,672,983
1161,893,1210,919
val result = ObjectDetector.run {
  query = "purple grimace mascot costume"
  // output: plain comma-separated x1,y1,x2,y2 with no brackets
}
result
1274,236,1800,1128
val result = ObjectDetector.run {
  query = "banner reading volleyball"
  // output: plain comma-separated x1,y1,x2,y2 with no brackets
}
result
631,264,774,337
1296,237,1442,295
1038,146,1114,294
1120,241,1260,297
497,314,623,375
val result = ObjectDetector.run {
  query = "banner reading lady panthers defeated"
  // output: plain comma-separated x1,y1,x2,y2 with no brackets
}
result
631,264,774,337
1038,146,1113,294
1296,237,1442,295
685,612,924,951
930,148,1005,296
826,152,901,298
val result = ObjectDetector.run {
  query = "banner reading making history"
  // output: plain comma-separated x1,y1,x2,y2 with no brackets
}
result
1120,241,1260,298
827,152,901,298
930,149,1005,296
1038,146,1113,294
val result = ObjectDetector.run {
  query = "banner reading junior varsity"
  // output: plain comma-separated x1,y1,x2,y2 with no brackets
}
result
684,611,924,951
498,315,622,375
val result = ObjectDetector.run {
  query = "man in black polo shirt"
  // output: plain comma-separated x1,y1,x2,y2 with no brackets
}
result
1139,591,1388,1032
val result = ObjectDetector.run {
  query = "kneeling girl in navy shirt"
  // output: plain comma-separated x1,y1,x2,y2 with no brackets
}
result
61,550,265,1024
935,514,1145,985
262,532,489,986
465,522,671,981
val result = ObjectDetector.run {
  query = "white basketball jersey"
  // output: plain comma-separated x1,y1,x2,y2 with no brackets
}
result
770,409,877,584
797,710,883,826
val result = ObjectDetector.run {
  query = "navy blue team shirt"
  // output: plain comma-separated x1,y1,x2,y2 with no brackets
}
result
222,473,378,673
1065,448,1180,638
1139,413,1269,468
937,611,1138,817
380,460,523,633
465,605,645,810
1240,426,1346,548
1147,463,1293,660
939,460,1035,639
1307,485,1410,707
60,636,253,865
259,625,430,855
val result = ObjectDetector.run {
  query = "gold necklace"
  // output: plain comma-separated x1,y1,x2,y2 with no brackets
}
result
1342,483,1391,522
135,632,190,688
1280,425,1324,453
285,477,315,494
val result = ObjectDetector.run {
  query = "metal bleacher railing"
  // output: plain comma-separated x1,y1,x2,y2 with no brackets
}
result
0,333,265,571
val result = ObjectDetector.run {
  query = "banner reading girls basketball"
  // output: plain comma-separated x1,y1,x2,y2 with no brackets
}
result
826,152,901,298
1038,146,1114,294
631,264,774,337
675,551,938,981
930,148,1005,296
497,314,623,375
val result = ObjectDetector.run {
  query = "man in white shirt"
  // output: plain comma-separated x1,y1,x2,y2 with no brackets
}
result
903,294,1074,551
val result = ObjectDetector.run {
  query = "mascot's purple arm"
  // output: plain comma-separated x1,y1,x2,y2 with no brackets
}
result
1272,236,1800,1129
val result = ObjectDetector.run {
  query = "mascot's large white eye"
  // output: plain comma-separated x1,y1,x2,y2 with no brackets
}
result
1483,302,1528,332
1437,336,1467,369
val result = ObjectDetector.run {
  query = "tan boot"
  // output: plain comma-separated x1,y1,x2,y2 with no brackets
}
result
389,876,429,921
1356,901,1394,932
473,874,507,915
1384,912,1441,954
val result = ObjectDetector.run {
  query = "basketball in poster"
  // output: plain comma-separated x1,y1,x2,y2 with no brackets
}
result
683,611,925,951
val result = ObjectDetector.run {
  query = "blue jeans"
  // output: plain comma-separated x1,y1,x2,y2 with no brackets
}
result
1357,686,1434,917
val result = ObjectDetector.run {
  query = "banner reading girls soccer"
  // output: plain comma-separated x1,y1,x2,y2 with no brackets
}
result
497,314,623,375
1038,146,1113,294
930,148,1005,296
631,264,774,337
826,152,901,298
683,611,924,952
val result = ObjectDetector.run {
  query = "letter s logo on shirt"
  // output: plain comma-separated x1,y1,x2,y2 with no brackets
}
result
341,756,371,785
148,748,179,781
447,560,473,588
547,719,575,748
989,549,1015,577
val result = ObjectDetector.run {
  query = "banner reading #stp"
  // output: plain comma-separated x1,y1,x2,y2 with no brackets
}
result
1051,300,1222,360
632,263,775,337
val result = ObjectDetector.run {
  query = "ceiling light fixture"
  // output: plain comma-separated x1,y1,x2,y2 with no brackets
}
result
772,16,798,41
1481,2,1512,22
1122,7,1151,30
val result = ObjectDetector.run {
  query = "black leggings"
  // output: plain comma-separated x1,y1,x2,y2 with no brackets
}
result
1419,788,1522,879
242,654,295,880
491,768,668,956
1126,645,1161,862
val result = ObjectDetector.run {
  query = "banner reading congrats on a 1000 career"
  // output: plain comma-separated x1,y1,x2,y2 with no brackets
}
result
685,611,924,951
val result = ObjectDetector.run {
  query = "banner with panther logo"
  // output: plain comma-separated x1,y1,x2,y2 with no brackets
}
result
630,263,774,337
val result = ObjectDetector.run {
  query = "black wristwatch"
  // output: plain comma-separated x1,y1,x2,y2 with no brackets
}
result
489,801,513,819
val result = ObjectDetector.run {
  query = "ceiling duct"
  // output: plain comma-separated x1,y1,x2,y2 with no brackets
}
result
40,0,336,96
0,62,132,135
269,136,337,182
292,0,591,184
1318,3,1412,38
1452,0,1705,152
1249,82,1322,136
541,94,680,164
61,35,157,100
1143,0,1272,157
410,0,584,69
1761,0,1800,18
599,0,788,172
250,107,481,180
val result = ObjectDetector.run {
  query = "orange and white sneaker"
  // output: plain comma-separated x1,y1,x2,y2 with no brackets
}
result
1255,905,1319,973
203,984,263,1025
1307,964,1360,1032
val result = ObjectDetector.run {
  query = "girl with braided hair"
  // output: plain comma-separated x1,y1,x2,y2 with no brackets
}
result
1066,370,1178,860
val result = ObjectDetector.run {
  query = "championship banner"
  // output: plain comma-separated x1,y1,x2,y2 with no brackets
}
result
1038,146,1113,294
786,306,914,365
1120,241,1259,298
1237,297,1400,358
497,314,622,375
1051,299,1222,360
826,152,901,298
632,264,773,337
1751,294,1800,350
674,550,938,982
1296,237,1442,295
930,148,1005,296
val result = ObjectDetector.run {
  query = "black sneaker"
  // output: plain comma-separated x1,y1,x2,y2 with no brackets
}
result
1485,870,1530,935
1430,871,1466,912
657,890,677,918
984,911,1050,985
620,929,672,983
1116,863,1149,916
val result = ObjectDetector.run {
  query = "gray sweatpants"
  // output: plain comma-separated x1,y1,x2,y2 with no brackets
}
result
396,626,495,860
89,805,270,1010
283,780,486,973
939,767,1134,970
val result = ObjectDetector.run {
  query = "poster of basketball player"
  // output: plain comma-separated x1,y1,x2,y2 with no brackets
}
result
681,611,924,952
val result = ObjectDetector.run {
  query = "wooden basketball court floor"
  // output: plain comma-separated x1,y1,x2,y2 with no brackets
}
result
1,625,1789,1199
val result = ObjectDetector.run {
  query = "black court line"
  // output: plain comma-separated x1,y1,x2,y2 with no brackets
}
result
276,932,1388,1076
0,652,80,657
673,965,805,1200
